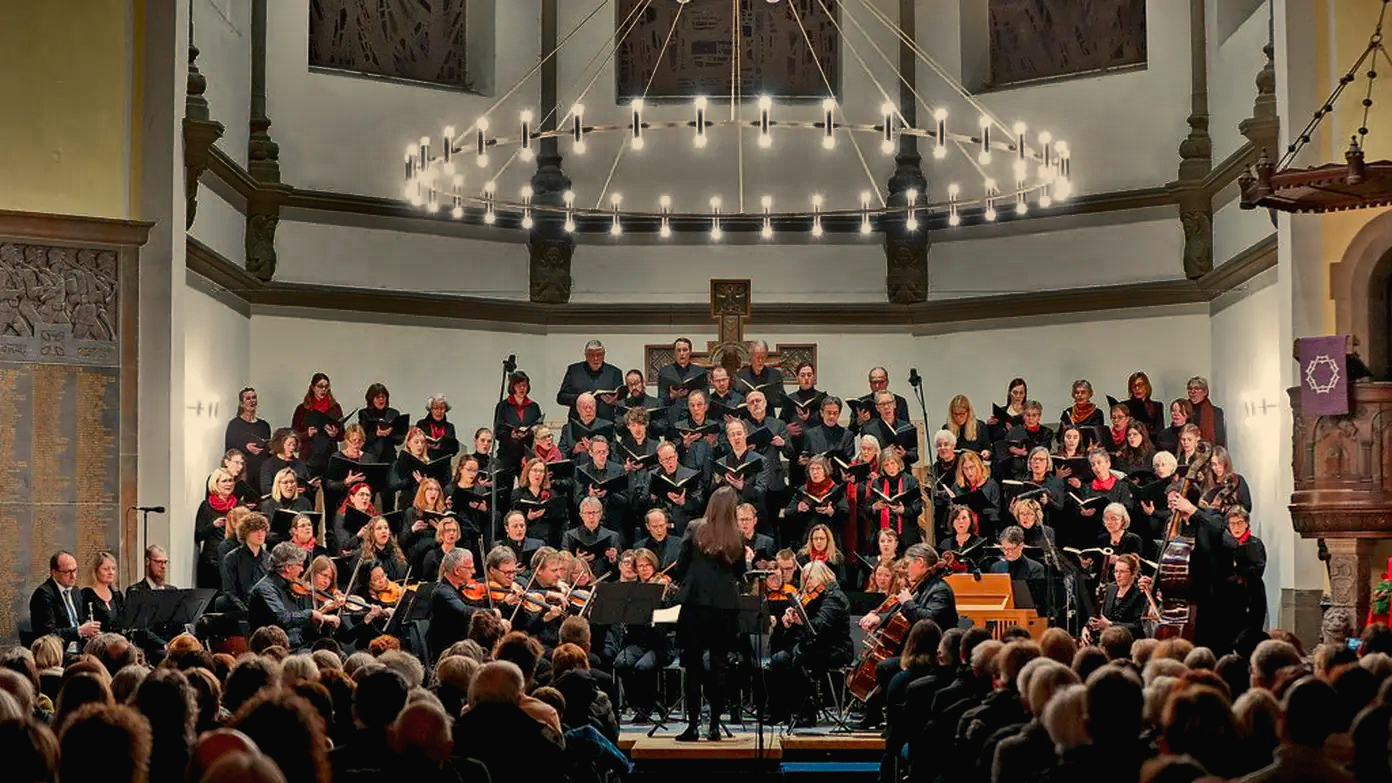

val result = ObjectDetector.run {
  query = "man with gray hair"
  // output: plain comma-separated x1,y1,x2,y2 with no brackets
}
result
430,547,488,656
736,339,786,414
557,339,624,420
989,525,1045,580
454,661,565,780
558,392,615,460
248,541,336,648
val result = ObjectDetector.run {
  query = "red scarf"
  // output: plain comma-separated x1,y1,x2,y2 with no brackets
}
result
1236,528,1252,545
1091,474,1118,492
295,537,317,553
877,474,906,532
804,475,836,499
1194,399,1218,443
509,395,533,423
208,492,237,514
427,420,447,440
806,549,829,563
1025,424,1040,433
534,442,563,463
1111,428,1127,447
1069,403,1097,423
307,395,333,414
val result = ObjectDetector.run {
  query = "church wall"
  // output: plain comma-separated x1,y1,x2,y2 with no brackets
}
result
1208,0,1270,164
1213,198,1276,266
189,188,246,271
180,279,252,586
194,0,252,168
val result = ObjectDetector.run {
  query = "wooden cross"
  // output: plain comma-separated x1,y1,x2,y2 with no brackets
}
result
644,279,817,384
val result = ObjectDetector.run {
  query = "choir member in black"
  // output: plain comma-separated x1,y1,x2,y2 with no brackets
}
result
196,468,240,588
780,362,826,483
948,451,1001,541
855,544,958,729
1059,378,1105,436
390,427,432,509
417,515,464,583
1114,421,1157,475
262,468,313,543
1011,497,1057,550
943,394,991,459
1220,506,1267,638
796,523,848,588
259,428,311,500
500,511,545,569
249,543,334,649
429,548,486,656
864,389,920,467
447,457,489,555
469,428,495,486
866,527,902,572
850,367,910,435
351,516,411,582
573,436,629,535
219,449,257,506
1137,450,1179,543
220,512,272,613
669,486,747,742
225,387,271,494
615,548,676,723
563,497,624,580
516,550,570,649
707,365,745,419
738,502,777,567
647,441,704,535
767,560,853,726
81,551,124,631
1084,552,1146,643
399,478,448,566
287,513,328,562
1175,423,1206,477
742,390,794,508
657,337,708,415
559,393,614,463
1186,375,1227,447
926,430,958,535
736,340,786,413
1105,402,1133,455
713,418,770,523
1093,502,1147,567
417,394,461,458
619,368,664,424
1078,448,1133,544
674,390,720,486
941,505,987,566
843,436,882,542
801,395,855,467
616,407,660,540
358,382,405,467
557,339,626,420
988,526,1046,580
321,424,369,521
331,481,377,558
291,372,345,480
1005,447,1066,522
494,370,544,477
785,456,848,555
512,457,567,547
862,451,924,551
986,377,1029,443
1126,371,1165,434
1200,445,1253,513
635,508,681,570
1153,398,1188,457
994,400,1054,480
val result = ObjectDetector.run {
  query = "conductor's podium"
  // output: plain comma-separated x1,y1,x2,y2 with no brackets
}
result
946,573,1049,640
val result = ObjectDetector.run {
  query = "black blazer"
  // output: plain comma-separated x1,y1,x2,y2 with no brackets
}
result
429,579,482,659
29,578,91,645
671,523,747,611
1100,582,1146,638
494,397,544,472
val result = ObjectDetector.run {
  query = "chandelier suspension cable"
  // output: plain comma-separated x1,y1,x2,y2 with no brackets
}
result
734,0,745,213
594,1,685,209
550,0,654,142
472,0,609,130
789,0,884,207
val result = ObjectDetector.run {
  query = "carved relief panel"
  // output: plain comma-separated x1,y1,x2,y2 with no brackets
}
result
988,0,1147,87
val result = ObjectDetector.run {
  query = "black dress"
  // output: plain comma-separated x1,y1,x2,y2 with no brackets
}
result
81,586,125,630
1098,582,1145,638
225,416,272,493
670,524,746,729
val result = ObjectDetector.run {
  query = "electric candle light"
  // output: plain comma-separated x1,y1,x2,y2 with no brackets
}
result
442,126,454,173
519,111,534,161
572,104,587,154
881,102,896,154
860,191,873,234
694,96,708,148
761,195,774,239
948,183,960,227
474,120,489,168
933,108,947,160
758,96,773,149
709,196,723,240
610,194,623,236
563,190,576,233
631,99,644,150
659,194,672,238
520,186,534,229
822,98,836,150
811,194,824,238
978,115,992,165
905,188,918,232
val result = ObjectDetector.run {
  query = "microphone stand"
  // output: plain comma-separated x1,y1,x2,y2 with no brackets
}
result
908,370,933,545
487,356,518,558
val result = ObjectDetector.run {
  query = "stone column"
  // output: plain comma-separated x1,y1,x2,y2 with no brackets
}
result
183,10,224,230
883,0,928,304
528,0,574,304
245,0,289,282
1169,0,1212,280
1325,538,1375,632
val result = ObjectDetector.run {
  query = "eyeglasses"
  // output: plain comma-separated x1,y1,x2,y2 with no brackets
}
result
148,559,169,566
314,382,330,390
55,568,77,575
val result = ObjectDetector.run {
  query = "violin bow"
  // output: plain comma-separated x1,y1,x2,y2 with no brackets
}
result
508,569,540,625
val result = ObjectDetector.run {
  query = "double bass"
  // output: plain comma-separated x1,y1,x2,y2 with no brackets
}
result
846,553,955,702
1149,444,1211,640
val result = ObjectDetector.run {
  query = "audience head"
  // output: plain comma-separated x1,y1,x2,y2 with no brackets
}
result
1249,639,1302,691
1023,659,1079,716
1042,684,1089,752
110,664,148,704
352,667,409,729
558,616,592,653
85,633,140,678
223,657,280,715
994,641,1042,692
1071,646,1107,681
54,672,113,728
58,703,151,783
390,701,454,764
1099,625,1133,661
1160,685,1240,777
1281,676,1339,747
1131,638,1159,666
0,718,59,783
1039,628,1076,666
493,631,543,685
226,690,330,783
470,661,525,706
468,611,507,653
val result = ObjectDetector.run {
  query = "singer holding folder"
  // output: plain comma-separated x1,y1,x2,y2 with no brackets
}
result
669,485,746,742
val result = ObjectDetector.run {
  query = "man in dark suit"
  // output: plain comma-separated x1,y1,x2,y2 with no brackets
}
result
249,542,335,649
429,547,485,658
634,508,681,570
556,339,625,421
850,366,911,435
124,545,175,595
30,551,99,646
657,337,707,419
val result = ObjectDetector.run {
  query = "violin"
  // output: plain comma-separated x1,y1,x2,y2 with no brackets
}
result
370,578,405,606
290,580,370,613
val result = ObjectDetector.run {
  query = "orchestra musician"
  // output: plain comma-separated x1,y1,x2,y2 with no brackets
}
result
1186,376,1227,447
767,560,853,727
81,551,124,631
417,393,460,458
292,373,345,481
646,441,704,535
301,555,388,651
989,526,1046,580
557,339,625,420
501,510,545,568
866,560,896,594
226,387,271,494
634,508,681,570
1200,446,1253,514
943,394,991,458
429,547,488,656
656,337,707,416
561,497,622,580
484,545,527,607
850,367,910,435
29,551,99,647
738,502,776,568
515,549,569,649
1159,482,1231,651
1084,552,1145,643
855,544,958,729
512,457,567,547
669,486,747,742
248,542,336,649
494,370,543,477
1059,379,1105,435
614,548,676,723
985,378,1029,442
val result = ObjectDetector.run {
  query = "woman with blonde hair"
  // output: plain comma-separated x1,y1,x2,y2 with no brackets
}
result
389,426,432,509
797,522,847,586
352,516,410,582
81,550,125,629
399,477,448,567
948,451,1001,541
196,467,240,588
943,394,990,457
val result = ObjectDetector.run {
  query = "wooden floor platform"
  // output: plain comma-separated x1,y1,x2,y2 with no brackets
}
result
619,727,885,761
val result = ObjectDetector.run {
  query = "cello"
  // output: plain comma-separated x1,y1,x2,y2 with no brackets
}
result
846,552,955,702
1151,444,1211,641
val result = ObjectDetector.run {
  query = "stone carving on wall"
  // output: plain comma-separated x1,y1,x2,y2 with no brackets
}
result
245,212,280,283
0,245,117,344
885,228,930,304
988,0,1147,87
528,237,573,305
1180,207,1214,279
616,0,838,99
309,0,473,90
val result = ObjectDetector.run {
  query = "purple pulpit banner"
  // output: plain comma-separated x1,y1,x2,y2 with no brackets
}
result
1298,335,1350,416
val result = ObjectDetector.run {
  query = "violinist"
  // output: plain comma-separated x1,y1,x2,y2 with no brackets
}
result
786,456,848,553
1199,446,1252,514
302,555,387,650
418,516,463,581
1156,398,1193,455
483,545,527,609
988,526,1045,580
512,457,567,547
358,561,405,613
429,548,488,655
501,510,545,568
635,508,680,570
495,369,544,477
1084,552,1145,643
516,550,569,649
561,497,623,580
768,560,853,727
796,523,847,588
288,513,328,561
855,544,958,729
862,451,922,549
615,548,676,723
738,502,776,569
772,549,801,591
248,542,338,649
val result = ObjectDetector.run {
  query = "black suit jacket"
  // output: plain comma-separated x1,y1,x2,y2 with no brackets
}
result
429,579,482,658
672,523,747,611
30,578,91,645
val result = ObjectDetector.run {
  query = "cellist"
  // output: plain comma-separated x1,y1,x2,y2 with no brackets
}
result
853,543,959,730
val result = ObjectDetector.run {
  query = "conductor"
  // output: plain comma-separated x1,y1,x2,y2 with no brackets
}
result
670,485,747,742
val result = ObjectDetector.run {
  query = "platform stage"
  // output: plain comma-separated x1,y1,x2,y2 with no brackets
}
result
620,727,885,782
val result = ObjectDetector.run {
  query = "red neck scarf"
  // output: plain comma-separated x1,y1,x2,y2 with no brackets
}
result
806,549,829,563
1111,428,1127,447
1025,423,1040,433
878,474,905,532
307,395,333,414
428,420,447,440
208,492,237,513
509,395,533,421
1236,528,1252,545
295,537,317,552
1070,403,1096,423
805,475,836,498
1091,474,1118,492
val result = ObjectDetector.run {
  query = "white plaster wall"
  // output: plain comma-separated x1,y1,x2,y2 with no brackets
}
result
1208,269,1284,625
181,280,252,586
275,220,530,297
1209,0,1269,163
1213,196,1276,266
195,0,251,167
189,188,245,268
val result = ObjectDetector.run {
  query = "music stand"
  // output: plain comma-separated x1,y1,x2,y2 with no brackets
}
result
122,589,216,638
587,583,673,736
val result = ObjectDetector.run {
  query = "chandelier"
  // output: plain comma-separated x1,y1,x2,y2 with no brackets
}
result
397,0,1076,238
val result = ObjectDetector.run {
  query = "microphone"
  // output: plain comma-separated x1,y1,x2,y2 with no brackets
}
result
135,506,166,513
908,368,922,388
